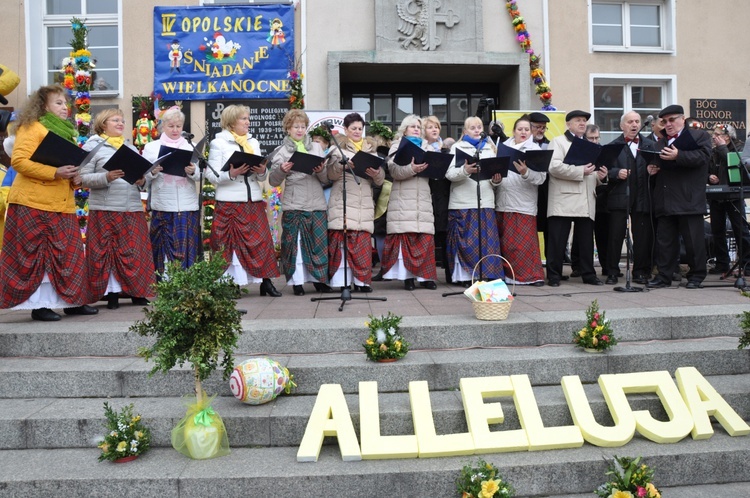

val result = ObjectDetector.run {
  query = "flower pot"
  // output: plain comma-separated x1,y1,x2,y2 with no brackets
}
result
114,454,138,463
377,358,398,363
584,347,604,353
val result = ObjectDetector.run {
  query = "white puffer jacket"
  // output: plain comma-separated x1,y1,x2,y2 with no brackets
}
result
142,138,200,212
446,139,496,210
81,136,145,213
205,130,266,202
385,138,434,234
493,136,546,216
326,137,385,233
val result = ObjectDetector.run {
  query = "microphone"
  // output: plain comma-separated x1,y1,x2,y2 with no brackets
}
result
480,132,487,140
181,131,194,140
321,120,334,131
643,115,654,126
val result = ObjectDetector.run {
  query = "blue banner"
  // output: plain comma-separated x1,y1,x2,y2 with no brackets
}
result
153,5,294,101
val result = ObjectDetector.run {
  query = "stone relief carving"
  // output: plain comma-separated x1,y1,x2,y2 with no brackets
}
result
396,0,460,51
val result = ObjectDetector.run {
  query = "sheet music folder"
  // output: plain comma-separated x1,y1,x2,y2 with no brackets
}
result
157,146,194,177
563,139,624,170
289,150,324,175
496,143,553,173
102,146,172,185
392,138,453,179
349,151,383,178
29,131,88,167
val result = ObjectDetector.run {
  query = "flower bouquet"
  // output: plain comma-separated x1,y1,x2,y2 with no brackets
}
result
97,402,152,462
573,299,618,352
363,312,408,362
456,458,515,497
595,455,661,498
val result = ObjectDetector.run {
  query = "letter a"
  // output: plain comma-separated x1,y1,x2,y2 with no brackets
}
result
296,384,361,462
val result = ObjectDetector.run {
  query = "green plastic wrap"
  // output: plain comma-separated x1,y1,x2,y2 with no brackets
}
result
171,393,230,460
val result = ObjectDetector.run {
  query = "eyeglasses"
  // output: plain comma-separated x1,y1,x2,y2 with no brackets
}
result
531,124,547,131
664,115,684,124
106,118,125,124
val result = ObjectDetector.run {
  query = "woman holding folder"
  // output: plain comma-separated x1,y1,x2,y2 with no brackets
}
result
269,109,332,296
445,116,503,287
205,104,281,297
142,106,202,274
327,112,385,292
81,108,155,310
492,115,546,286
381,114,437,290
0,84,98,321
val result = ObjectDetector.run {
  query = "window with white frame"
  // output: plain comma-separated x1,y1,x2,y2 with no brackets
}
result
592,78,673,143
29,0,120,96
591,1,674,52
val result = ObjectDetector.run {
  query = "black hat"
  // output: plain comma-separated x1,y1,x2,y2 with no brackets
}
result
658,104,684,118
528,112,550,124
565,110,591,121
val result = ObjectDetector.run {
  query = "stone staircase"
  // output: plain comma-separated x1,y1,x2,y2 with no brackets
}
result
1,305,749,497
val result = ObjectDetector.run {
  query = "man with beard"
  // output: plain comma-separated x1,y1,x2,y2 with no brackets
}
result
646,105,712,289
605,111,656,285
546,110,608,286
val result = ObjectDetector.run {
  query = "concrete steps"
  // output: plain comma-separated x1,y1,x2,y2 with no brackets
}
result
0,304,749,496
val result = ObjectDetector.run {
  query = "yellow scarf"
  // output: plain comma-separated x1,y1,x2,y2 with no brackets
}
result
230,131,255,154
101,134,125,149
292,138,307,153
351,139,364,151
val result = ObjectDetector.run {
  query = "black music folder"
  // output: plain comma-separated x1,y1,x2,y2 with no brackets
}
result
654,130,701,170
221,151,267,173
563,139,624,170
289,150,325,175
29,131,88,167
102,146,172,185
496,143,553,174
393,138,454,179
349,151,383,178
454,149,509,180
157,145,194,177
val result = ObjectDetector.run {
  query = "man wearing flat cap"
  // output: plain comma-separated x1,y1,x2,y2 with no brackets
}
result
546,110,608,286
646,104,712,289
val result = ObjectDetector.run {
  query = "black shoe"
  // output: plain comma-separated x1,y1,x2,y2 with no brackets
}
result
293,285,305,296
63,305,99,316
404,278,416,291
107,293,119,310
685,281,703,289
531,281,545,287
560,275,570,281
354,285,373,293
548,280,560,287
672,273,683,282
260,278,282,297
605,275,618,285
647,278,669,289
372,269,385,282
313,282,333,293
420,280,437,290
570,270,582,278
583,277,604,286
31,308,61,322
131,297,150,306
632,275,650,285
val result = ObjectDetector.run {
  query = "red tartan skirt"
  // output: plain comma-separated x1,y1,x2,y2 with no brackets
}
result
327,229,372,284
381,233,437,280
0,205,92,308
86,210,156,300
210,201,280,279
496,211,545,284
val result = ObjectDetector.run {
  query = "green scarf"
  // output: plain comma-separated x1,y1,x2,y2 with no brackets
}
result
292,138,307,153
38,112,78,144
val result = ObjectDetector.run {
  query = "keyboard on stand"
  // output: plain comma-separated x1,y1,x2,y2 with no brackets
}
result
705,185,750,201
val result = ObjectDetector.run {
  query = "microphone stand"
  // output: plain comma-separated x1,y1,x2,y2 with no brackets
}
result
443,134,487,297
614,122,652,293
311,131,386,311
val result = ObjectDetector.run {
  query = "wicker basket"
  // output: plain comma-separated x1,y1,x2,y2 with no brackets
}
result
470,254,515,321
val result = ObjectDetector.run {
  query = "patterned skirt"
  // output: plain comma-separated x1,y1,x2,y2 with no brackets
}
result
280,210,328,282
446,208,504,280
327,229,372,284
210,201,280,279
381,233,437,280
87,210,156,300
150,210,202,274
0,205,91,308
496,211,544,284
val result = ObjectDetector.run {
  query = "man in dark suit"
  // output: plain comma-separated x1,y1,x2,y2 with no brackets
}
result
646,105,712,289
605,111,656,285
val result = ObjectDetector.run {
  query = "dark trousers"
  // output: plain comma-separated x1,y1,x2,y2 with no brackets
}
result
654,214,706,284
709,200,750,273
607,210,655,277
547,216,595,283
